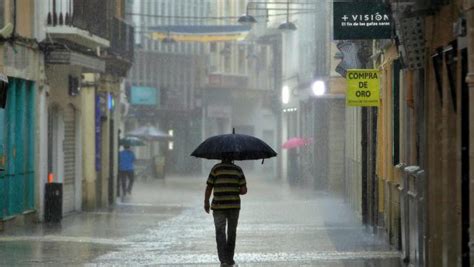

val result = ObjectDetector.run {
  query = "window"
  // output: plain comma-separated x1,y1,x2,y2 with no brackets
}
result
260,46,267,65
238,47,245,74
224,55,231,73
432,47,444,103
444,41,458,111
210,43,217,53
227,0,232,16
240,0,246,13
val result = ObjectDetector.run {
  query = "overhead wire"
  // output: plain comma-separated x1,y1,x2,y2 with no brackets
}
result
125,11,316,22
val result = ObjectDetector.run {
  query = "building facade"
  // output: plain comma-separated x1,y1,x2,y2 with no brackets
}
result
0,0,41,225
352,0,473,265
126,0,209,175
0,0,133,228
202,0,278,176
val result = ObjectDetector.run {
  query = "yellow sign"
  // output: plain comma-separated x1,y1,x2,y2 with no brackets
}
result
346,69,380,107
150,32,248,43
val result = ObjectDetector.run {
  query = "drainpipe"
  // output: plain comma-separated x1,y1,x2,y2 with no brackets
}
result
465,0,474,261
13,0,16,34
81,73,98,210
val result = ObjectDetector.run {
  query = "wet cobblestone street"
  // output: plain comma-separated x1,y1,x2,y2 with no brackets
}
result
0,174,401,266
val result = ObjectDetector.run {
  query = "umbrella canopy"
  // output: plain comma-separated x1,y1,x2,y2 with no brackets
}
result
119,136,145,146
127,125,172,141
191,132,277,161
282,137,312,149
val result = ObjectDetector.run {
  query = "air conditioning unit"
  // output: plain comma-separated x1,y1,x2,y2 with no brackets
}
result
398,16,425,69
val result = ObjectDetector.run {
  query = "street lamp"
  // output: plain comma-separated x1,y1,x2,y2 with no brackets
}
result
238,2,258,26
311,80,326,96
162,36,176,44
279,0,297,31
278,21,297,31
237,1,316,30
162,30,176,44
238,14,257,24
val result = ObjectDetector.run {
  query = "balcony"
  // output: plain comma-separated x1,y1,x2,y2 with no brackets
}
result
108,18,134,62
207,73,249,89
46,0,110,49
104,17,134,76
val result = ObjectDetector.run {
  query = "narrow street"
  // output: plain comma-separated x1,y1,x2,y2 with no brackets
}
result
0,174,400,266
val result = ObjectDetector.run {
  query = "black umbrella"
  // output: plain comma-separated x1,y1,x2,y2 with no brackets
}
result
190,129,277,162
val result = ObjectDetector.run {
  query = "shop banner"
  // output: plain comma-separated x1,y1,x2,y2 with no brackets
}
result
333,2,392,40
130,86,159,106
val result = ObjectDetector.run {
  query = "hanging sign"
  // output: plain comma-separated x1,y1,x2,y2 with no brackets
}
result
130,86,159,106
333,2,392,40
346,69,380,107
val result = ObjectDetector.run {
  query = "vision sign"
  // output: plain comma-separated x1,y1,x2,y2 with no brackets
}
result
346,69,380,107
333,2,392,40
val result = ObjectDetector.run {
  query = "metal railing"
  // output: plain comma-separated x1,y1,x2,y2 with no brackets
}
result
109,17,134,62
46,0,108,40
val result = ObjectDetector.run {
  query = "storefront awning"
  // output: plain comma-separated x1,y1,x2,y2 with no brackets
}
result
149,25,251,43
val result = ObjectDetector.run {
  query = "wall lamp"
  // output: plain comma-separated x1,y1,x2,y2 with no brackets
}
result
162,36,176,44
282,85,290,104
311,80,326,96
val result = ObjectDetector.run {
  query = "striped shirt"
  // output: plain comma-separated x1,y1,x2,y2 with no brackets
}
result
207,162,246,210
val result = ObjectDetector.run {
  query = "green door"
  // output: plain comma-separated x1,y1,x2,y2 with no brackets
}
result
0,99,5,219
6,78,17,216
25,81,35,210
0,78,35,220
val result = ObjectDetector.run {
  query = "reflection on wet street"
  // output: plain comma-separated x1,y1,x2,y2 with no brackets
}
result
0,174,400,266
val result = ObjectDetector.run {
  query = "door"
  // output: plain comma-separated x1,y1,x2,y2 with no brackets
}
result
0,99,5,219
0,78,35,220
63,105,77,213
460,48,470,266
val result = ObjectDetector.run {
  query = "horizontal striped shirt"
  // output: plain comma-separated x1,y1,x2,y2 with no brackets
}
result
207,162,246,210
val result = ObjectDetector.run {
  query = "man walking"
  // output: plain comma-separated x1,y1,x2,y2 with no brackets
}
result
119,144,136,198
204,158,247,267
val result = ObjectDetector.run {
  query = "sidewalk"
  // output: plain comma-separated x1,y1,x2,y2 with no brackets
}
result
0,174,401,266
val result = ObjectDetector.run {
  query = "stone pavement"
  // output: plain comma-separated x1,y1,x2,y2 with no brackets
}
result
0,173,401,266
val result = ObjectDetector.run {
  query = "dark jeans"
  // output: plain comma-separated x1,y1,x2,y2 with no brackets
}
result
213,209,240,264
119,170,134,196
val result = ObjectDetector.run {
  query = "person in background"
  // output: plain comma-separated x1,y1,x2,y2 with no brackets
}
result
119,144,136,198
204,158,247,267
